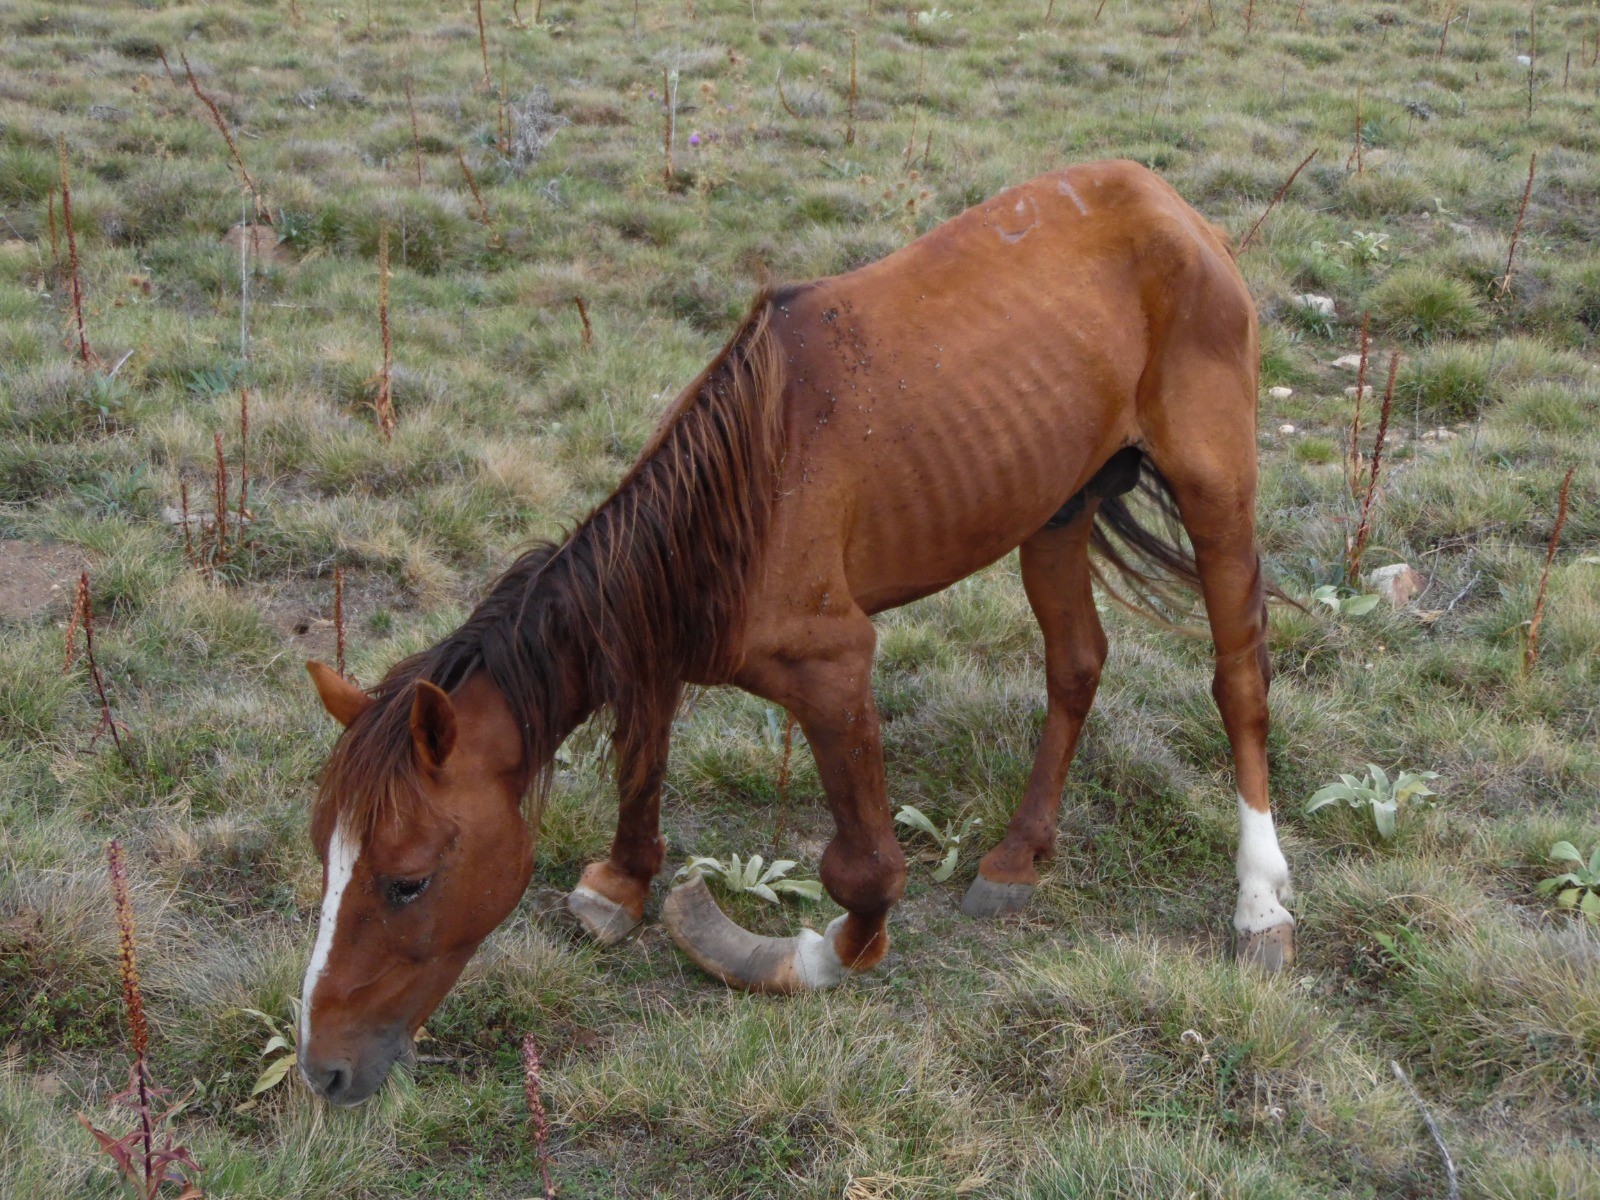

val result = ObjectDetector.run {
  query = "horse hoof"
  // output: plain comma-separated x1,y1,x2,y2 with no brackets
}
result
662,874,850,993
566,885,642,945
1236,922,1295,971
959,875,1035,919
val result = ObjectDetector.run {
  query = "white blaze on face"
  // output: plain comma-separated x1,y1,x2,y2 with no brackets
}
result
1234,795,1294,934
301,825,360,1050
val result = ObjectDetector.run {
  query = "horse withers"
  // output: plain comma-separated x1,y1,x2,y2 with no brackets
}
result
297,160,1294,1105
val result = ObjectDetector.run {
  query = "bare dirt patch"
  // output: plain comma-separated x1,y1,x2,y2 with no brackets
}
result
0,540,82,622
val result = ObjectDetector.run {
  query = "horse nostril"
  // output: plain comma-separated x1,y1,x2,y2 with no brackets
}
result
315,1062,353,1102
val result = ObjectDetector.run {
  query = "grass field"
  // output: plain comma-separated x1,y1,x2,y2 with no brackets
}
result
3,0,1600,1195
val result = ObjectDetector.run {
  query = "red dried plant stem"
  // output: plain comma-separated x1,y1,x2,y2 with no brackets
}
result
1499,151,1537,295
106,841,149,1060
662,69,674,184
213,431,230,564
106,840,154,1187
180,54,263,214
1348,352,1399,586
773,711,796,852
236,389,250,552
456,148,492,224
405,77,425,186
521,1033,555,1200
155,45,177,84
376,223,395,440
1350,311,1370,499
1295,0,1307,28
1093,0,1109,21
475,0,492,89
775,69,802,118
1526,1,1537,118
64,573,87,674
1436,1,1457,61
73,572,129,762
1236,148,1318,254
1244,0,1255,36
844,31,859,146
334,567,348,680
1524,465,1575,673
57,137,92,366
573,294,593,347
1346,84,1364,174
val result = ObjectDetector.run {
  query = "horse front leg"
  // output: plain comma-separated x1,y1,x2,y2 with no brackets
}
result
566,689,678,944
663,611,906,992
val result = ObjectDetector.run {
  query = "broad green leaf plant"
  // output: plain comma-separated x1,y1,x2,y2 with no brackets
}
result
1306,765,1440,842
1537,842,1600,923
229,1003,299,1111
674,854,824,904
1313,585,1380,617
894,805,982,883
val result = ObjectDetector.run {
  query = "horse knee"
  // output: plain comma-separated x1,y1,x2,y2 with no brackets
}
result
1048,650,1105,713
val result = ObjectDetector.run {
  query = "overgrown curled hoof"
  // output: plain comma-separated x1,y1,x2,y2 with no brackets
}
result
960,874,1035,919
661,874,845,993
1236,922,1295,971
566,885,643,945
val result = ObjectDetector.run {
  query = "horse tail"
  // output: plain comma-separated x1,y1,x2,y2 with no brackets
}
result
1084,450,1300,626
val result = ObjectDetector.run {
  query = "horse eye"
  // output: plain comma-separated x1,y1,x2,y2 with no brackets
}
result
386,876,431,907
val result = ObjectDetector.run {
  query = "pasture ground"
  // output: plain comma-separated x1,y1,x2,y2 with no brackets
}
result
2,0,1599,1196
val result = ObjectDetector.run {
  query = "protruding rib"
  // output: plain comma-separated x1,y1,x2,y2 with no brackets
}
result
661,874,844,993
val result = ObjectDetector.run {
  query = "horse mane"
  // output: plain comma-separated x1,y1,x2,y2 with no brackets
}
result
316,292,788,835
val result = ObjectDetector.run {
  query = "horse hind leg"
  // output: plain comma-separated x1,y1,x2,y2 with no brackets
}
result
962,500,1106,918
1145,368,1296,969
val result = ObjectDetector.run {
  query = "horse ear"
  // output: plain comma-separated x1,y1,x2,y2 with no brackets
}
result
409,681,457,771
307,661,372,727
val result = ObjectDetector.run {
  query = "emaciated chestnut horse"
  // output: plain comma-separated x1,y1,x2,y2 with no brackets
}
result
298,160,1295,1105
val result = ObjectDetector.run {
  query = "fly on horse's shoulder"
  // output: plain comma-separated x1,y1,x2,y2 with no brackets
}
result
297,159,1296,1106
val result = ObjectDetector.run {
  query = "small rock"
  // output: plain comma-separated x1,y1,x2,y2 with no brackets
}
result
1345,385,1375,400
1278,423,1297,435
1420,427,1458,442
1515,54,1532,66
1448,222,1473,236
1292,293,1336,316
163,507,210,528
294,80,368,109
1332,354,1365,370
1268,386,1293,400
1367,563,1425,608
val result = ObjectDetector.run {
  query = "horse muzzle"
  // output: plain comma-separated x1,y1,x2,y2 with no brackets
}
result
299,1028,412,1107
